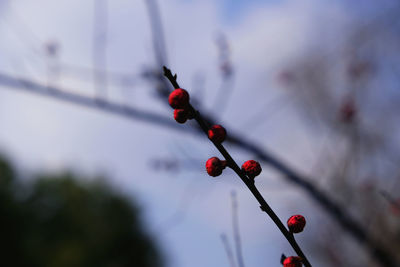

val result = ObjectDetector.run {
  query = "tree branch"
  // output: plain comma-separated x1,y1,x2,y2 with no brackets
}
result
220,233,238,267
164,66,312,267
161,64,397,267
1,65,397,266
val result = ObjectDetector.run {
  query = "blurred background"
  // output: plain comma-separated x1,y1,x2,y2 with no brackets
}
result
0,0,399,266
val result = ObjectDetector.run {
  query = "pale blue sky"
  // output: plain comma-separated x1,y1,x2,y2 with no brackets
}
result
0,0,399,266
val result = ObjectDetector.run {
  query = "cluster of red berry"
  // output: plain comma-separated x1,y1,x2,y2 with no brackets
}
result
283,215,306,266
168,88,194,123
205,127,262,180
339,97,356,123
168,86,308,267
168,88,264,179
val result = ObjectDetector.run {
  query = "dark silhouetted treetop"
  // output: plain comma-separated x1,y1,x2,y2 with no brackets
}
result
0,155,164,267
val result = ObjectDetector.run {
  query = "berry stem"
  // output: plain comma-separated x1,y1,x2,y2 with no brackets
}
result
163,66,312,267
163,66,180,89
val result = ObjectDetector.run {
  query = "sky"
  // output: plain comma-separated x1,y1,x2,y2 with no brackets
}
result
0,0,398,266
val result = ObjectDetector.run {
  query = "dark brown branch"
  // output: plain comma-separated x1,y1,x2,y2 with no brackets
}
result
164,66,312,267
2,64,397,266
162,64,397,267
149,4,399,265
163,66,180,89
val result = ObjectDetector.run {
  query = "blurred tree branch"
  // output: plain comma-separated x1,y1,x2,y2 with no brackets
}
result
144,1,399,266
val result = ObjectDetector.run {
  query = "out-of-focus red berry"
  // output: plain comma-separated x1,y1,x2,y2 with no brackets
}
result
206,157,226,177
241,160,262,178
283,256,303,267
174,109,188,124
168,88,189,109
390,198,400,216
347,61,371,80
208,125,226,143
277,70,296,84
340,99,356,123
287,215,306,233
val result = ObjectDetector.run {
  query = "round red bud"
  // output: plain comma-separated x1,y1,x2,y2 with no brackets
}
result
283,256,303,267
241,160,262,178
174,109,188,124
208,125,227,143
206,157,226,177
287,215,306,233
168,88,189,109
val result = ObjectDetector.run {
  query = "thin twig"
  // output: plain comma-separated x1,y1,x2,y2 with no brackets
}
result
220,233,238,267
144,0,168,66
213,33,235,116
93,0,108,100
231,191,245,267
163,66,313,267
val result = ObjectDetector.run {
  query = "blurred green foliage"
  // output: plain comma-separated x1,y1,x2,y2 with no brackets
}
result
0,155,164,267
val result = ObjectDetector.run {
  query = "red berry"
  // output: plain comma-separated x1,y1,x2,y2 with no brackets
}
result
390,198,400,216
206,157,226,177
208,125,226,143
278,70,296,84
169,88,189,109
348,61,371,79
174,109,188,124
287,215,306,233
339,98,356,123
283,256,303,267
241,160,262,178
